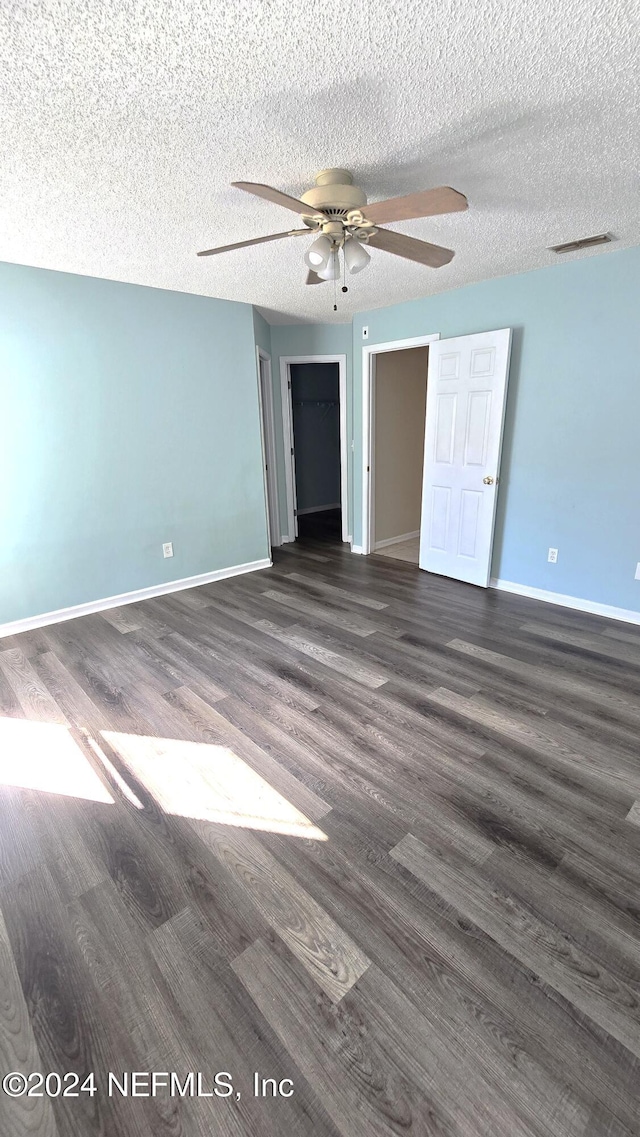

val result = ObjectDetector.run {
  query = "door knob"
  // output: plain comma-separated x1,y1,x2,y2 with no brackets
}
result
483,476,495,485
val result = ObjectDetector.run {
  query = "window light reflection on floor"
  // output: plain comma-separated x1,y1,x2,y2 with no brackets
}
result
101,732,327,840
0,716,326,840
0,717,114,803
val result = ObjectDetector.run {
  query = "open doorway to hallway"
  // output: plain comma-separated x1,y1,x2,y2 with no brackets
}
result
363,328,512,586
371,346,429,565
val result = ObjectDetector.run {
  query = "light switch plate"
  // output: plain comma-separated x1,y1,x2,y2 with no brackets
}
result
635,562,640,580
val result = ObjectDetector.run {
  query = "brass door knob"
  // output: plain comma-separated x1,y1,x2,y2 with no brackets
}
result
483,476,495,485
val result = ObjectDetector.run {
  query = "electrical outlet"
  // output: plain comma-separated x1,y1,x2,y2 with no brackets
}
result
362,326,369,339
548,548,558,563
635,562,640,580
163,542,174,558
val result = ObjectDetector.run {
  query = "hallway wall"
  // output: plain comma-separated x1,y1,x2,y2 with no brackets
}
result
373,347,428,545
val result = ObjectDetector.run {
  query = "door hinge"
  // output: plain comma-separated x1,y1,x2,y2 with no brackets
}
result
288,380,291,390
367,465,370,472
294,509,298,516
290,447,294,456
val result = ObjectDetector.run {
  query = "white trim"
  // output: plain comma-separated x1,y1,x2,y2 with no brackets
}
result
351,544,365,555
490,578,640,626
279,357,298,542
279,355,349,543
256,348,281,546
361,332,440,556
0,559,272,639
364,334,443,354
374,530,420,550
296,502,341,516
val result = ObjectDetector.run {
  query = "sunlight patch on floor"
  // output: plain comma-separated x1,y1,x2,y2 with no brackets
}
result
102,731,328,839
0,718,114,803
84,730,144,809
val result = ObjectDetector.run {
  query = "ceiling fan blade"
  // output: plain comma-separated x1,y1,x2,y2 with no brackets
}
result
364,186,467,225
367,228,454,268
232,181,325,217
197,229,308,256
306,270,327,285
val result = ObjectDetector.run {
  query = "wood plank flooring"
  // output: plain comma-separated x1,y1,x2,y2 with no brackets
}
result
1,534,640,1136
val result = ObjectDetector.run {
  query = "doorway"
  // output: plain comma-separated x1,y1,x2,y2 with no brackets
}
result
291,362,340,541
362,329,512,586
256,349,280,548
280,354,349,544
371,346,429,565
362,333,440,558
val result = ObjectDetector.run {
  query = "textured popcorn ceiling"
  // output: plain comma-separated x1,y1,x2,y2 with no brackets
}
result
1,0,639,324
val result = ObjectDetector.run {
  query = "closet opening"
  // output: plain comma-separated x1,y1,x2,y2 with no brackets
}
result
280,354,349,544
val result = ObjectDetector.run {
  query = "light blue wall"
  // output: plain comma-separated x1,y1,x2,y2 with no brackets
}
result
270,323,352,538
1,262,269,625
7,247,637,625
352,245,640,612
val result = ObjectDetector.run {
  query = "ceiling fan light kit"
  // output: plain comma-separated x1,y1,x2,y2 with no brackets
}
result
197,169,468,305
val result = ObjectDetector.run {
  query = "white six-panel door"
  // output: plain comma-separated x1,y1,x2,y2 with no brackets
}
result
419,328,512,586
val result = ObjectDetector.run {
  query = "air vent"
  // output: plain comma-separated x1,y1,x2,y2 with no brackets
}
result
548,233,612,254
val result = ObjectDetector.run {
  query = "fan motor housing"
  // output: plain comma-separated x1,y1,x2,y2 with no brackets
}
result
300,169,367,216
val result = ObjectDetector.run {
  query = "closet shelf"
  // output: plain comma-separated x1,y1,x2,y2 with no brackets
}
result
293,400,339,407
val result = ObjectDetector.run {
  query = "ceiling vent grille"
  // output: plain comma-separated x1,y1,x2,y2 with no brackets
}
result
548,233,612,254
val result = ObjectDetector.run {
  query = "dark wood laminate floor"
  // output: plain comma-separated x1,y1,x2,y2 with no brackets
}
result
1,537,640,1137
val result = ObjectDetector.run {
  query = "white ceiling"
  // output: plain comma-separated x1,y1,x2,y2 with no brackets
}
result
1,0,638,324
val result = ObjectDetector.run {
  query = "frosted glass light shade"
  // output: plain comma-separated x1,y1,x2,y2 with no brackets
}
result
304,234,332,270
344,238,371,274
317,250,340,280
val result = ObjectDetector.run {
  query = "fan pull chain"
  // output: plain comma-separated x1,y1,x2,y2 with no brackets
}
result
331,244,349,312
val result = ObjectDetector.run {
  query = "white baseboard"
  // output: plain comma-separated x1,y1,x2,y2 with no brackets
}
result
490,577,640,626
374,530,420,551
296,503,341,516
280,534,294,544
351,544,365,555
0,558,272,639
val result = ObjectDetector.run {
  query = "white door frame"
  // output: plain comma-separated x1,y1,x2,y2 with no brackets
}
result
256,348,281,547
361,333,440,556
279,354,349,543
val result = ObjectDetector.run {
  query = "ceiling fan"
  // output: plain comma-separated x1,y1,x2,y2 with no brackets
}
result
197,169,468,285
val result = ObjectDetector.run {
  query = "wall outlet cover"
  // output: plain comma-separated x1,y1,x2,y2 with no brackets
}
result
635,562,640,580
548,548,558,563
163,542,174,558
